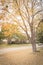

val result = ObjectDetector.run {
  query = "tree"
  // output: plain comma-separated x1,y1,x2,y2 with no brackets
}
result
1,22,19,44
0,31,5,44
0,0,43,52
37,19,43,43
37,31,43,43
11,0,43,52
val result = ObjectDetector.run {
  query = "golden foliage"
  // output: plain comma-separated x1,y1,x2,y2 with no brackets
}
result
2,22,18,37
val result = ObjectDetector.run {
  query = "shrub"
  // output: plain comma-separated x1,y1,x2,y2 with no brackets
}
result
37,31,43,43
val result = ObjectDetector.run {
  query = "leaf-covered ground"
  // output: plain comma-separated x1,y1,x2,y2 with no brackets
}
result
0,47,43,65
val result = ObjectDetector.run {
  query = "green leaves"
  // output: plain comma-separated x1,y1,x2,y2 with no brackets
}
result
0,31,5,40
37,31,43,43
37,20,43,43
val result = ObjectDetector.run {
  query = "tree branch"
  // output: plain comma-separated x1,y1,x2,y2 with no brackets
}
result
15,0,30,39
33,9,43,17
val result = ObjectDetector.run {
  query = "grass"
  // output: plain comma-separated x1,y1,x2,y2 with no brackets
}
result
0,47,43,65
0,43,31,49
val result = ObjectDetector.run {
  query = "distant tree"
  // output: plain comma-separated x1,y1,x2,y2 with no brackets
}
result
37,19,43,43
38,31,43,43
0,31,5,44
1,22,18,44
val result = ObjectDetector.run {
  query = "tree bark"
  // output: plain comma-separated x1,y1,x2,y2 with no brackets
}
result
30,20,37,52
31,39,36,52
31,29,37,52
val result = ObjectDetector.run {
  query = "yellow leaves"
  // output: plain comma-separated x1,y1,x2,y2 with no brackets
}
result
2,22,18,37
1,0,5,5
0,13,4,20
2,23,10,30
15,11,20,16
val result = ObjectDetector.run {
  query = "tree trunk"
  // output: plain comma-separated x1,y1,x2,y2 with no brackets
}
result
32,40,36,52
7,38,11,44
30,28,37,52
31,35,37,52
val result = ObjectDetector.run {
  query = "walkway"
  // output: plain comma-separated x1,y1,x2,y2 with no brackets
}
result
0,45,43,54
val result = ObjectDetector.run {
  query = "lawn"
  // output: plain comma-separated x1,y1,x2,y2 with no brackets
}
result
0,43,31,49
0,47,43,65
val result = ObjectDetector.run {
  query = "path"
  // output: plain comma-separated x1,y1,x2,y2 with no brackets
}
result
0,44,43,54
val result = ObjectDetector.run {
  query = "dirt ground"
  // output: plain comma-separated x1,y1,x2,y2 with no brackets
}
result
0,48,43,65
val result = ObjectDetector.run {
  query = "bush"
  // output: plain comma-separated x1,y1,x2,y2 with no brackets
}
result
0,31,5,44
37,31,43,43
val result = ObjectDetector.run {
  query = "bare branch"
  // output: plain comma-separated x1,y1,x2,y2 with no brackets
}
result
34,9,43,17
23,0,31,26
14,0,30,39
15,1,28,31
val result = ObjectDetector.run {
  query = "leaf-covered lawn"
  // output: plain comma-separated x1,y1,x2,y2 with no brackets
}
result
0,47,43,65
